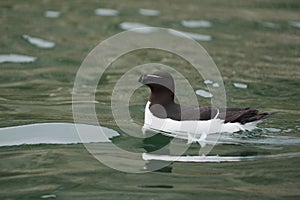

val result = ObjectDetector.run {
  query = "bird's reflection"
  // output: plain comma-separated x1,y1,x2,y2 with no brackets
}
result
142,130,173,173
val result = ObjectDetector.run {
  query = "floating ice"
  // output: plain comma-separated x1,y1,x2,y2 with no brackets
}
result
212,83,219,88
0,54,37,63
195,89,213,98
120,22,149,30
41,194,57,199
44,10,61,18
289,21,300,28
22,35,55,49
95,8,119,16
233,82,248,89
0,123,119,147
283,128,293,133
139,8,160,16
181,20,212,28
119,22,154,33
204,80,213,84
259,21,280,29
168,29,212,41
265,127,281,133
204,80,219,87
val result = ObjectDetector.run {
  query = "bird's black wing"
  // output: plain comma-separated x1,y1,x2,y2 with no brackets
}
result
165,104,270,124
166,104,218,121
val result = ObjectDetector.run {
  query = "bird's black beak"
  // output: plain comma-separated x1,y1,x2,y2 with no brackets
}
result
138,71,175,93
138,73,161,85
138,74,146,84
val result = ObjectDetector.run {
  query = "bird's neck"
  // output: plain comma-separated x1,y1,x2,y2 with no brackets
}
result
149,93,175,107
147,84,175,107
149,98,174,106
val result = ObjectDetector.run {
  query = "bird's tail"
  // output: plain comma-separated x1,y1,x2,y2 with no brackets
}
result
224,108,273,124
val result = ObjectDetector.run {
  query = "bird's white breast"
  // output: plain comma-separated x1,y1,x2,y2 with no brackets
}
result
142,101,259,142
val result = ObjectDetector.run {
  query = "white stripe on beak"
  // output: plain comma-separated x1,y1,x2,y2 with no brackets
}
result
147,74,161,78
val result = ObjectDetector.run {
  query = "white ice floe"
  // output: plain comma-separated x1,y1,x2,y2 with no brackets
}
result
204,79,213,84
120,22,149,30
204,80,219,87
212,83,219,88
195,89,213,98
233,82,248,89
139,8,160,16
44,10,61,18
283,128,293,133
168,29,212,41
0,54,37,63
265,127,281,133
22,35,55,49
119,22,154,33
289,21,300,28
259,21,280,29
0,123,119,147
181,20,212,28
40,194,57,199
95,8,119,16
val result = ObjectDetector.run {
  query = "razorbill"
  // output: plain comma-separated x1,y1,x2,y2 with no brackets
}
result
138,71,271,138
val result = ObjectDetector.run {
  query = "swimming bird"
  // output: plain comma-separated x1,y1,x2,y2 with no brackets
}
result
138,71,271,138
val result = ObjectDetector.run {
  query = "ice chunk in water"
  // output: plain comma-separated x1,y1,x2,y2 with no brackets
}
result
120,22,149,30
265,127,281,133
181,20,212,28
0,123,120,147
44,10,60,18
119,22,154,33
260,21,280,29
40,194,56,199
212,83,219,88
195,89,213,98
23,35,55,49
95,8,119,16
204,80,213,84
289,21,300,28
139,8,160,16
233,82,248,89
0,54,37,63
168,29,211,41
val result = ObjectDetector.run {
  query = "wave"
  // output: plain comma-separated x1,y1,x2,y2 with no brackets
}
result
143,152,300,163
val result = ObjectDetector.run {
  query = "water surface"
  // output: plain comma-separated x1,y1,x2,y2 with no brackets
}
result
0,0,299,199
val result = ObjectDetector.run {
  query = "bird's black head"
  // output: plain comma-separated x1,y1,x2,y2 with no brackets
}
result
138,71,175,92
139,71,175,105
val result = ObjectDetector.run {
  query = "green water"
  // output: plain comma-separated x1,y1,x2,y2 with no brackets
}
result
1,0,300,199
